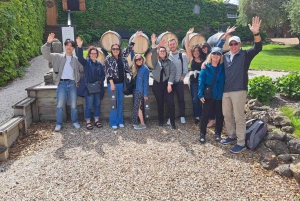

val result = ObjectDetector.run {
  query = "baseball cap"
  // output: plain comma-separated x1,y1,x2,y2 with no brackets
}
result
228,36,241,44
211,47,222,54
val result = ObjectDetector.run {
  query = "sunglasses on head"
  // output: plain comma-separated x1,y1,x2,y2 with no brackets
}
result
135,58,143,62
111,48,120,51
212,52,221,56
229,42,239,46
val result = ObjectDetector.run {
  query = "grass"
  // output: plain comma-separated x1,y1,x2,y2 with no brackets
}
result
242,44,300,72
280,106,300,137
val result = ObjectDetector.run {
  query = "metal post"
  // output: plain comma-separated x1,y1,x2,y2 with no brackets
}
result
67,10,71,26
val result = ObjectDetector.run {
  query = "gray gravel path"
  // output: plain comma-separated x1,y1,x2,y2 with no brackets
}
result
0,55,290,124
0,56,49,124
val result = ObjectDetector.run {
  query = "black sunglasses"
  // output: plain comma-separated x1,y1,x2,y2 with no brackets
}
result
212,52,221,56
229,42,239,46
111,48,120,51
135,58,143,62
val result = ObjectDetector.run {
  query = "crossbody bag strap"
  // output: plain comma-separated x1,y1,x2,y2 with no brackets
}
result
210,66,219,89
179,52,183,74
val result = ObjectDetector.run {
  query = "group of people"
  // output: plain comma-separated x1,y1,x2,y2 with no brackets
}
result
41,16,262,154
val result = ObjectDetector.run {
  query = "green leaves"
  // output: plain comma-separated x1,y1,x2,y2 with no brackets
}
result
275,73,300,100
248,75,276,103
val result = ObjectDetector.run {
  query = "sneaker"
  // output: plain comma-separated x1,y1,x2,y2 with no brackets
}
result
73,122,80,129
133,124,139,127
112,126,118,129
167,118,170,125
119,124,124,128
54,125,61,132
180,117,186,124
199,134,206,144
207,119,215,128
194,118,200,125
134,124,146,130
230,144,246,154
215,134,221,141
221,137,237,145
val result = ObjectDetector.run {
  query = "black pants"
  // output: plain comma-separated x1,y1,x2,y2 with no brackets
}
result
152,80,175,125
200,99,224,135
172,81,185,117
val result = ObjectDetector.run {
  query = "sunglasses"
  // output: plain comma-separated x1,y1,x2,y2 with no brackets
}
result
135,58,143,62
111,48,120,51
229,42,239,46
212,52,221,56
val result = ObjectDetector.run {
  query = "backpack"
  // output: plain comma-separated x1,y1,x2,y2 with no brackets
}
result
245,119,268,156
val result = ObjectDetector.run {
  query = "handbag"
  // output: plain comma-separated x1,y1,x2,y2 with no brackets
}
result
123,72,135,95
204,66,219,99
85,62,102,94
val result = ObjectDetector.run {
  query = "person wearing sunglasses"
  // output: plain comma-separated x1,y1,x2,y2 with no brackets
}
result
221,16,262,154
151,33,176,129
41,34,84,132
76,37,105,130
198,47,225,143
105,31,143,129
131,55,149,130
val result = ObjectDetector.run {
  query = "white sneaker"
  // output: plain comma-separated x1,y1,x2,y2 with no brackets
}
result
73,122,80,129
167,118,170,125
133,124,139,127
54,125,61,132
134,124,146,130
119,124,124,128
180,117,186,124
112,126,118,129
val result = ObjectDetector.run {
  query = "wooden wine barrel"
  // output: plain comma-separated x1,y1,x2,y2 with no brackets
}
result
144,49,153,69
207,32,232,52
129,33,149,54
156,31,178,50
96,48,108,64
180,49,187,55
182,33,206,50
100,31,122,52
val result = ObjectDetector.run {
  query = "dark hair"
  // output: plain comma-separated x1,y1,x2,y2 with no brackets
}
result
191,45,205,61
64,39,76,48
87,46,99,58
110,43,122,58
200,42,211,52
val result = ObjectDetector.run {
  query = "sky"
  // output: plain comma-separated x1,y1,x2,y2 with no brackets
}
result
228,0,239,5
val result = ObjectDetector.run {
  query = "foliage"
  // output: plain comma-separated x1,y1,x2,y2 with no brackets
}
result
0,0,45,86
54,0,238,43
283,0,300,45
242,44,300,71
248,75,276,103
237,0,288,29
280,106,300,137
275,73,300,100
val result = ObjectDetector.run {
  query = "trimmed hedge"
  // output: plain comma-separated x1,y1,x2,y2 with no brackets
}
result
54,0,238,43
0,0,45,86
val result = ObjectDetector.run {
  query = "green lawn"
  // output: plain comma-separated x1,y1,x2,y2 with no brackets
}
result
242,44,300,72
280,106,300,137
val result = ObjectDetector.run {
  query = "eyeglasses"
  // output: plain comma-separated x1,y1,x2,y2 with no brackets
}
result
111,48,120,51
135,58,143,62
212,52,221,56
90,52,97,55
159,50,166,52
229,42,239,46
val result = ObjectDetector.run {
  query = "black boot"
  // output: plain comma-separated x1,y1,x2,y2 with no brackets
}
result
200,133,206,144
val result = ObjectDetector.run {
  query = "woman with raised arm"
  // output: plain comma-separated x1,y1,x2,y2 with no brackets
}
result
151,33,176,129
131,54,149,130
76,37,105,130
105,31,143,129
198,47,225,143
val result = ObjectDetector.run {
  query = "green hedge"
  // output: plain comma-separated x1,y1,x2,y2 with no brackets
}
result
0,0,45,86
55,0,238,43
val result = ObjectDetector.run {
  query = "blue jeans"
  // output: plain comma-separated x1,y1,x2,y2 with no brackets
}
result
56,80,78,126
190,83,202,118
107,83,124,126
85,93,101,121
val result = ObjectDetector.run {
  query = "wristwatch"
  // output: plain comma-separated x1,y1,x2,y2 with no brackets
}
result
254,32,260,36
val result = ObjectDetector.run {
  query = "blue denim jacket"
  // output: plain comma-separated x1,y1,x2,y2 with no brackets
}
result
134,65,149,97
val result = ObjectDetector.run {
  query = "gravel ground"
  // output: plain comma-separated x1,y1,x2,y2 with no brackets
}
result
0,120,299,200
0,56,49,124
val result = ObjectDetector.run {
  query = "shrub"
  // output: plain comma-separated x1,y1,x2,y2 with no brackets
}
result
275,73,300,100
248,75,276,103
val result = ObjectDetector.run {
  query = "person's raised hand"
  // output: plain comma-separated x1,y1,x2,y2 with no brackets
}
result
187,27,194,35
151,33,157,44
76,37,83,48
158,39,166,48
226,26,236,34
248,16,261,34
47,33,55,44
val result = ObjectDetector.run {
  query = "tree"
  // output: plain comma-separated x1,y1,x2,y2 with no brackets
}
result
237,0,288,29
284,0,300,47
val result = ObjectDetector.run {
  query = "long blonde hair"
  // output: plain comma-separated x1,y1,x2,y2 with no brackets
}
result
132,54,145,78
206,53,224,65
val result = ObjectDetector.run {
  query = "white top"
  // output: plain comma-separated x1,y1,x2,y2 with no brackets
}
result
61,56,74,80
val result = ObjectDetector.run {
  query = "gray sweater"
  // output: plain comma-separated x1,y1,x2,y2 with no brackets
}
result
168,51,188,82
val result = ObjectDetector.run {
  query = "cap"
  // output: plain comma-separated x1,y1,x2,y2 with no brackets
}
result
228,36,241,44
211,47,222,54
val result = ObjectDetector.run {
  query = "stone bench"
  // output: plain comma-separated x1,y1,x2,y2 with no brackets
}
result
12,97,36,131
0,116,25,161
